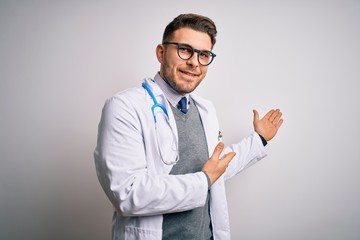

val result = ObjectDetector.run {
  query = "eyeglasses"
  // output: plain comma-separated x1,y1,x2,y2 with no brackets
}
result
162,42,216,66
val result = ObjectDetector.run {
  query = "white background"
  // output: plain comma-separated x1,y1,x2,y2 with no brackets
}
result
1,1,359,239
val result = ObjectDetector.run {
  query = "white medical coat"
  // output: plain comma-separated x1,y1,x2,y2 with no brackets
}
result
94,77,267,240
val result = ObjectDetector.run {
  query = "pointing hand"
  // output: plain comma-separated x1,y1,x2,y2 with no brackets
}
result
202,142,236,185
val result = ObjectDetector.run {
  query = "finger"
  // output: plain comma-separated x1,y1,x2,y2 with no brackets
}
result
263,109,275,120
221,152,236,164
276,118,284,128
253,109,259,122
269,109,280,122
272,110,282,123
211,141,225,160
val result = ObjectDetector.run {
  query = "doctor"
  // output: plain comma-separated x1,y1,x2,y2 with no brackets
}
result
94,13,283,240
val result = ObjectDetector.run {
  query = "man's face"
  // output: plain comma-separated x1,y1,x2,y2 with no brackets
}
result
156,27,213,95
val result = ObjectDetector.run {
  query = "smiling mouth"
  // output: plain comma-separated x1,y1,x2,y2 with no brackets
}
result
180,70,199,77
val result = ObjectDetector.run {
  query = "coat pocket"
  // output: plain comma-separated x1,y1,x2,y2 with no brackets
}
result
125,226,162,240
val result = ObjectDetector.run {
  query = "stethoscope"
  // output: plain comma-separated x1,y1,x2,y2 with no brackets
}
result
142,81,223,164
142,81,179,165
142,82,169,123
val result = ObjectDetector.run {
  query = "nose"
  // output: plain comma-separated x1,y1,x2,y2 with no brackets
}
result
186,52,199,67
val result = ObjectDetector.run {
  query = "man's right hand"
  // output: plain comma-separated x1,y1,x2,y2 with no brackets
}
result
202,142,236,185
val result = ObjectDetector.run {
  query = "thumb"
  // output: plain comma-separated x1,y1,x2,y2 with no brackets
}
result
253,109,259,122
211,141,225,160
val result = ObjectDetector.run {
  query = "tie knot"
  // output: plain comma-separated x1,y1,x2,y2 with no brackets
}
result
178,97,188,113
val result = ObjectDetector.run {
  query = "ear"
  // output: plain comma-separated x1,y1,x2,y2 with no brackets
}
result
156,44,165,63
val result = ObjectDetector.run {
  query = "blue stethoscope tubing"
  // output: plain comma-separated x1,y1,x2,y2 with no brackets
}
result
142,82,169,123
142,81,179,165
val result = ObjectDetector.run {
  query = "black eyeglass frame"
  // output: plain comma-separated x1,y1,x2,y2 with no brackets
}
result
162,41,216,66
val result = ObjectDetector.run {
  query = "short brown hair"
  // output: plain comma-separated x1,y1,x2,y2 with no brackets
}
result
162,13,217,48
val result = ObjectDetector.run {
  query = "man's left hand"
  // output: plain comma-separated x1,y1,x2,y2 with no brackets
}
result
253,109,284,141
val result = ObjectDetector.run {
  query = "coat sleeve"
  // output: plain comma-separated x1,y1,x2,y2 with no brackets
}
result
222,132,267,181
191,94,267,182
94,94,209,217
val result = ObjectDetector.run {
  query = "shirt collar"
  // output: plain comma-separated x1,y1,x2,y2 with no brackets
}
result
154,72,189,108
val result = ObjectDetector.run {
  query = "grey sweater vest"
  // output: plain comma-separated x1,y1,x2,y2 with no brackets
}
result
162,97,213,240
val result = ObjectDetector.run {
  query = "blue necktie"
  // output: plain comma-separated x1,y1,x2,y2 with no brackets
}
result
178,97,188,113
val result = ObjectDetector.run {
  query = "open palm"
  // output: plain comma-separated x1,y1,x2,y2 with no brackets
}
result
253,109,283,141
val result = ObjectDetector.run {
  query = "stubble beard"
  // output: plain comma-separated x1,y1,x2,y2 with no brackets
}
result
161,63,203,95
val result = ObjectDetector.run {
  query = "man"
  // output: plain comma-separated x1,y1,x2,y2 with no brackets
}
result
94,13,283,240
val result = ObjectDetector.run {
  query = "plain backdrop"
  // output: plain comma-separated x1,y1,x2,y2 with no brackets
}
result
1,0,360,239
